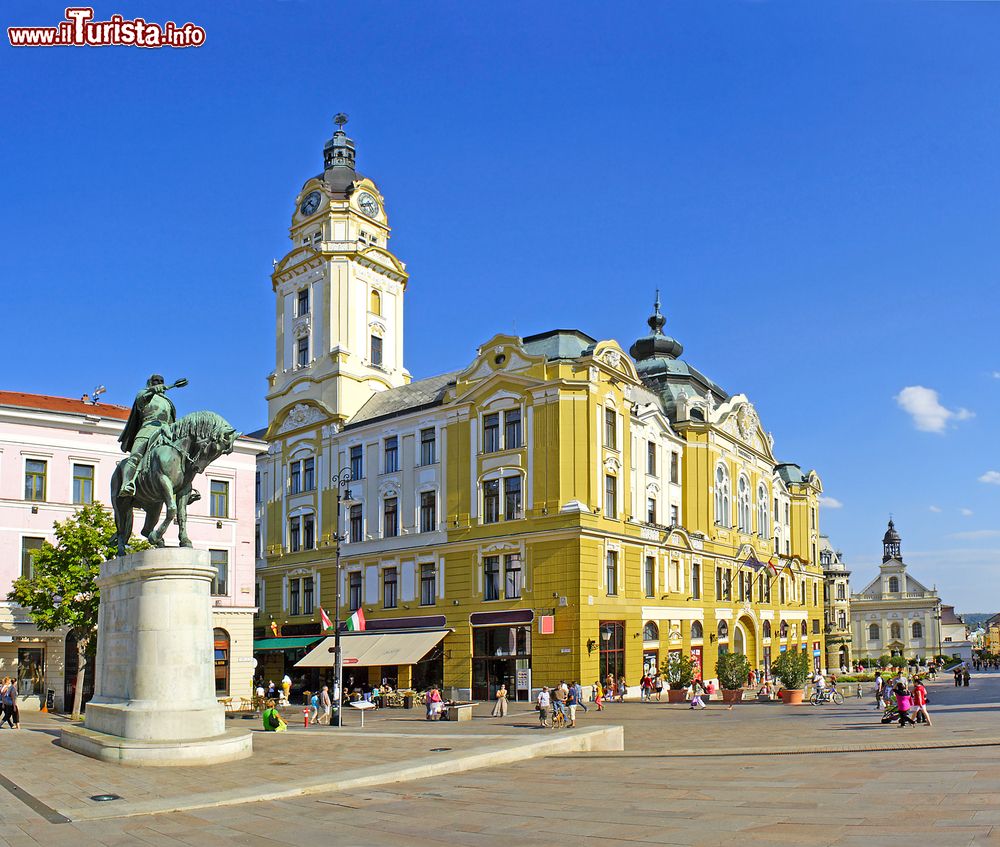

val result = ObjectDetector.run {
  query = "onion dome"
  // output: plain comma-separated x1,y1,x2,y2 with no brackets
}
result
321,113,357,196
628,291,684,362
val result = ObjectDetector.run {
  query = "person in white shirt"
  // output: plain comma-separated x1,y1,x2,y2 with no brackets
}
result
536,687,552,728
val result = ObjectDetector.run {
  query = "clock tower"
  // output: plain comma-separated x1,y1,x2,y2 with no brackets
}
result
266,115,410,435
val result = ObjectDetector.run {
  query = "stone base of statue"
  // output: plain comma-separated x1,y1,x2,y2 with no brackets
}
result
60,547,252,766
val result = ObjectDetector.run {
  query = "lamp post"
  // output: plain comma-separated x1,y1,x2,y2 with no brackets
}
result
331,467,353,727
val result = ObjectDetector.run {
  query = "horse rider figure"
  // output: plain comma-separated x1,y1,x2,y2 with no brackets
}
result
118,374,185,497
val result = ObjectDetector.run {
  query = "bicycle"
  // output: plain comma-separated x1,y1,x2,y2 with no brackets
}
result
810,687,844,706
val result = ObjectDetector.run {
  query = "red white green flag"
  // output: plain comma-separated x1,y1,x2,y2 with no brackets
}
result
319,607,334,632
345,608,366,632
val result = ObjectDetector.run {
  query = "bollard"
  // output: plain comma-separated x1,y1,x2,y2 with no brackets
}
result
303,709,310,728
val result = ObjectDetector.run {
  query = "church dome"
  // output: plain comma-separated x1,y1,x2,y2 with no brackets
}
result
883,519,901,545
629,292,683,362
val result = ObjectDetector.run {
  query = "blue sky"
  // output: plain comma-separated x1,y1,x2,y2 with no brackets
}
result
2,2,998,612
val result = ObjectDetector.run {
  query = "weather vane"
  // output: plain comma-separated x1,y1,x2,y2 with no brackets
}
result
334,112,349,130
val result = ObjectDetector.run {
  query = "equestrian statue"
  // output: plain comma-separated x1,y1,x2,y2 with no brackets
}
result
111,374,240,556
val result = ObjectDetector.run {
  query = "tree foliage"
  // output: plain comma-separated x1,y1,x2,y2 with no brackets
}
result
665,653,697,690
771,648,811,689
715,651,751,690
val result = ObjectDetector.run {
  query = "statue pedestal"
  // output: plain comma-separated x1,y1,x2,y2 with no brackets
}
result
60,547,252,766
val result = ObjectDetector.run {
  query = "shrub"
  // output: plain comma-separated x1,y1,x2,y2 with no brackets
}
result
888,655,908,669
715,652,751,690
878,654,892,668
771,649,811,690
665,653,697,690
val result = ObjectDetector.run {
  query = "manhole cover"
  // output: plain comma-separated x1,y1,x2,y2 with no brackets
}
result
90,794,122,802
429,747,452,752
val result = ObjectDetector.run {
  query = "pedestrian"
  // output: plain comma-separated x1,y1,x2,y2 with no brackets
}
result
537,687,552,728
617,677,627,702
605,673,615,701
266,679,277,698
962,666,971,687
426,685,443,721
491,683,509,717
639,673,651,702
0,678,18,730
573,680,588,713
553,682,568,721
261,698,287,732
319,685,332,725
874,673,885,709
654,674,663,702
594,680,604,711
566,684,579,727
689,678,707,710
913,678,932,727
308,690,320,724
894,683,915,727
954,666,962,687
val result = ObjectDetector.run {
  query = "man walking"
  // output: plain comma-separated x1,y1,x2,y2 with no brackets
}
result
319,685,332,725
536,687,552,728
572,680,588,713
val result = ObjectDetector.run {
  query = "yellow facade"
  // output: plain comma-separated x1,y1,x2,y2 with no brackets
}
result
254,122,827,699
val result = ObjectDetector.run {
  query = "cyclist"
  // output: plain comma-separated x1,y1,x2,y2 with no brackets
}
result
812,670,827,701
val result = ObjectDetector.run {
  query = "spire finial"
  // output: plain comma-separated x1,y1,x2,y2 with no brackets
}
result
334,112,349,131
647,291,666,335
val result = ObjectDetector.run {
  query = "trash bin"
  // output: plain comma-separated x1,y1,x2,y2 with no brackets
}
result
403,694,413,709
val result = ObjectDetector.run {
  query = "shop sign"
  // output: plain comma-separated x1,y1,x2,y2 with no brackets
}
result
537,615,554,635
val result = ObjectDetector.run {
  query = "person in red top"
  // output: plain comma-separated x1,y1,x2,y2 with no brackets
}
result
913,678,932,727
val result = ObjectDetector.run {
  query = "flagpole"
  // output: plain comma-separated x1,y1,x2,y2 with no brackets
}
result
332,467,353,728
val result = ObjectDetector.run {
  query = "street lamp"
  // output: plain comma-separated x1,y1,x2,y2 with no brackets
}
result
330,467,354,728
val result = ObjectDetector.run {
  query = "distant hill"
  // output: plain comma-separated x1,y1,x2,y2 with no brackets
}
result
959,612,996,629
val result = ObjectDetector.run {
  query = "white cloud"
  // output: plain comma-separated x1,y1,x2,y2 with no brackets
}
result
895,386,974,433
819,496,843,509
928,505,942,513
979,471,1000,485
950,529,1000,540
960,508,974,517
992,371,1000,379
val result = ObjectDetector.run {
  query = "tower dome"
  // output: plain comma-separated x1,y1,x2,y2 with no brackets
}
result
882,518,902,563
628,291,684,362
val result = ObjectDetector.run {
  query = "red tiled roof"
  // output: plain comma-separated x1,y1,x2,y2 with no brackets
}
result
0,391,130,420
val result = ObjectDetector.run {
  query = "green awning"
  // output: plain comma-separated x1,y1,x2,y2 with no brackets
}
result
253,637,323,651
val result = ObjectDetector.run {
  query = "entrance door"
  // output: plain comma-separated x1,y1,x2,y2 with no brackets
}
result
472,657,516,701
733,626,745,657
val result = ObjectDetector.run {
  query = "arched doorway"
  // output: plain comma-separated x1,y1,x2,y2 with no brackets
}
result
735,616,758,667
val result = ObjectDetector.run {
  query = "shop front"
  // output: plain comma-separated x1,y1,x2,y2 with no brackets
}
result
599,620,625,683
470,609,533,702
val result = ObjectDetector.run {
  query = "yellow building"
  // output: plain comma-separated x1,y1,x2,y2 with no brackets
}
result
254,120,827,699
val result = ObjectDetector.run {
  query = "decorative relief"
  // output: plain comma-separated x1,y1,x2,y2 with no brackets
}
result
293,315,311,339
737,403,759,441
601,349,622,370
277,403,325,434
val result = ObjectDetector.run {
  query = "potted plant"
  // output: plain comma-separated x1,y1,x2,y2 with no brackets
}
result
771,648,811,704
715,652,751,704
665,653,697,703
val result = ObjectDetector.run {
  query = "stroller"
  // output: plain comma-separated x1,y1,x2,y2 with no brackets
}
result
880,694,899,724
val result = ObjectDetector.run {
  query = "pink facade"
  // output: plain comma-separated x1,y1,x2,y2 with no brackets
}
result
0,391,263,710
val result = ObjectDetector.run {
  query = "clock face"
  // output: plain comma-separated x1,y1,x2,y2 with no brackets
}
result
300,191,322,216
358,191,379,218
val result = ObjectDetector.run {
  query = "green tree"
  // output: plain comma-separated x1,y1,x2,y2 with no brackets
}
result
715,652,751,690
7,503,146,719
771,648,811,690
665,653,697,690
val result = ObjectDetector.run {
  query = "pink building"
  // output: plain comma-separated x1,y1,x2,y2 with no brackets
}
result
0,391,264,711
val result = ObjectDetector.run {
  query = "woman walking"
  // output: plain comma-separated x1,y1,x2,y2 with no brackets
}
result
894,683,915,728
913,677,932,726
0,678,18,729
491,683,509,717
594,680,605,711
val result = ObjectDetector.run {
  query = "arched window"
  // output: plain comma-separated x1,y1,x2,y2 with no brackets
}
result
715,465,731,527
213,628,230,696
757,485,768,538
888,576,899,593
912,622,923,639
779,620,789,638
762,620,772,639
869,623,880,640
890,622,901,639
718,620,729,640
643,621,659,642
690,620,704,640
370,289,381,315
737,476,751,532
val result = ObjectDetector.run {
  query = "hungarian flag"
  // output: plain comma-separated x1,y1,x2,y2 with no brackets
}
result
319,607,334,632
345,608,366,632
767,557,778,576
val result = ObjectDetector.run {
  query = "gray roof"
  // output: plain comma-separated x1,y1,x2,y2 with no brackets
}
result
346,371,460,428
776,463,805,484
522,329,597,360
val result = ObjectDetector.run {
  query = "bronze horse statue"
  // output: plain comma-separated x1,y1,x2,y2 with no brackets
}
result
111,410,240,556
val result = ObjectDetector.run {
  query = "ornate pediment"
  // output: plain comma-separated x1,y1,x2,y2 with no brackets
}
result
277,402,327,434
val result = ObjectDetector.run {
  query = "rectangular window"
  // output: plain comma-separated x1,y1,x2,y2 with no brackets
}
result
692,562,701,599
290,461,301,494
670,452,679,484
504,476,522,519
504,554,522,599
383,497,398,537
303,458,315,491
384,436,398,473
836,583,846,601
483,479,500,523
419,491,436,532
812,618,820,634
420,428,436,465
606,551,618,596
349,572,362,611
370,334,383,367
297,337,309,368
774,497,779,523
255,471,261,503
724,569,732,601
784,503,790,525
483,413,500,453
672,560,682,591
811,508,816,530
350,445,363,480
503,409,522,449
644,556,655,598
484,556,500,601
420,564,436,606
21,537,44,579
24,460,46,502
303,576,314,615
297,288,309,316
604,408,617,450
383,567,398,609
255,524,261,559
290,578,300,615
670,504,679,525
210,480,229,518
349,504,363,543
764,576,772,603
72,464,94,504
303,514,315,550
604,475,617,519
837,610,846,630
739,572,748,601
647,441,657,475
646,497,657,524
289,516,301,552
813,582,818,607
210,549,228,596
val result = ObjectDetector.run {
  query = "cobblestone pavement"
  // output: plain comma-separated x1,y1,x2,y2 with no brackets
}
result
1,671,997,846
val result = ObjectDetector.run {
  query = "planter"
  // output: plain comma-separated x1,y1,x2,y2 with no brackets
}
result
778,688,805,705
667,689,688,704
721,689,744,704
